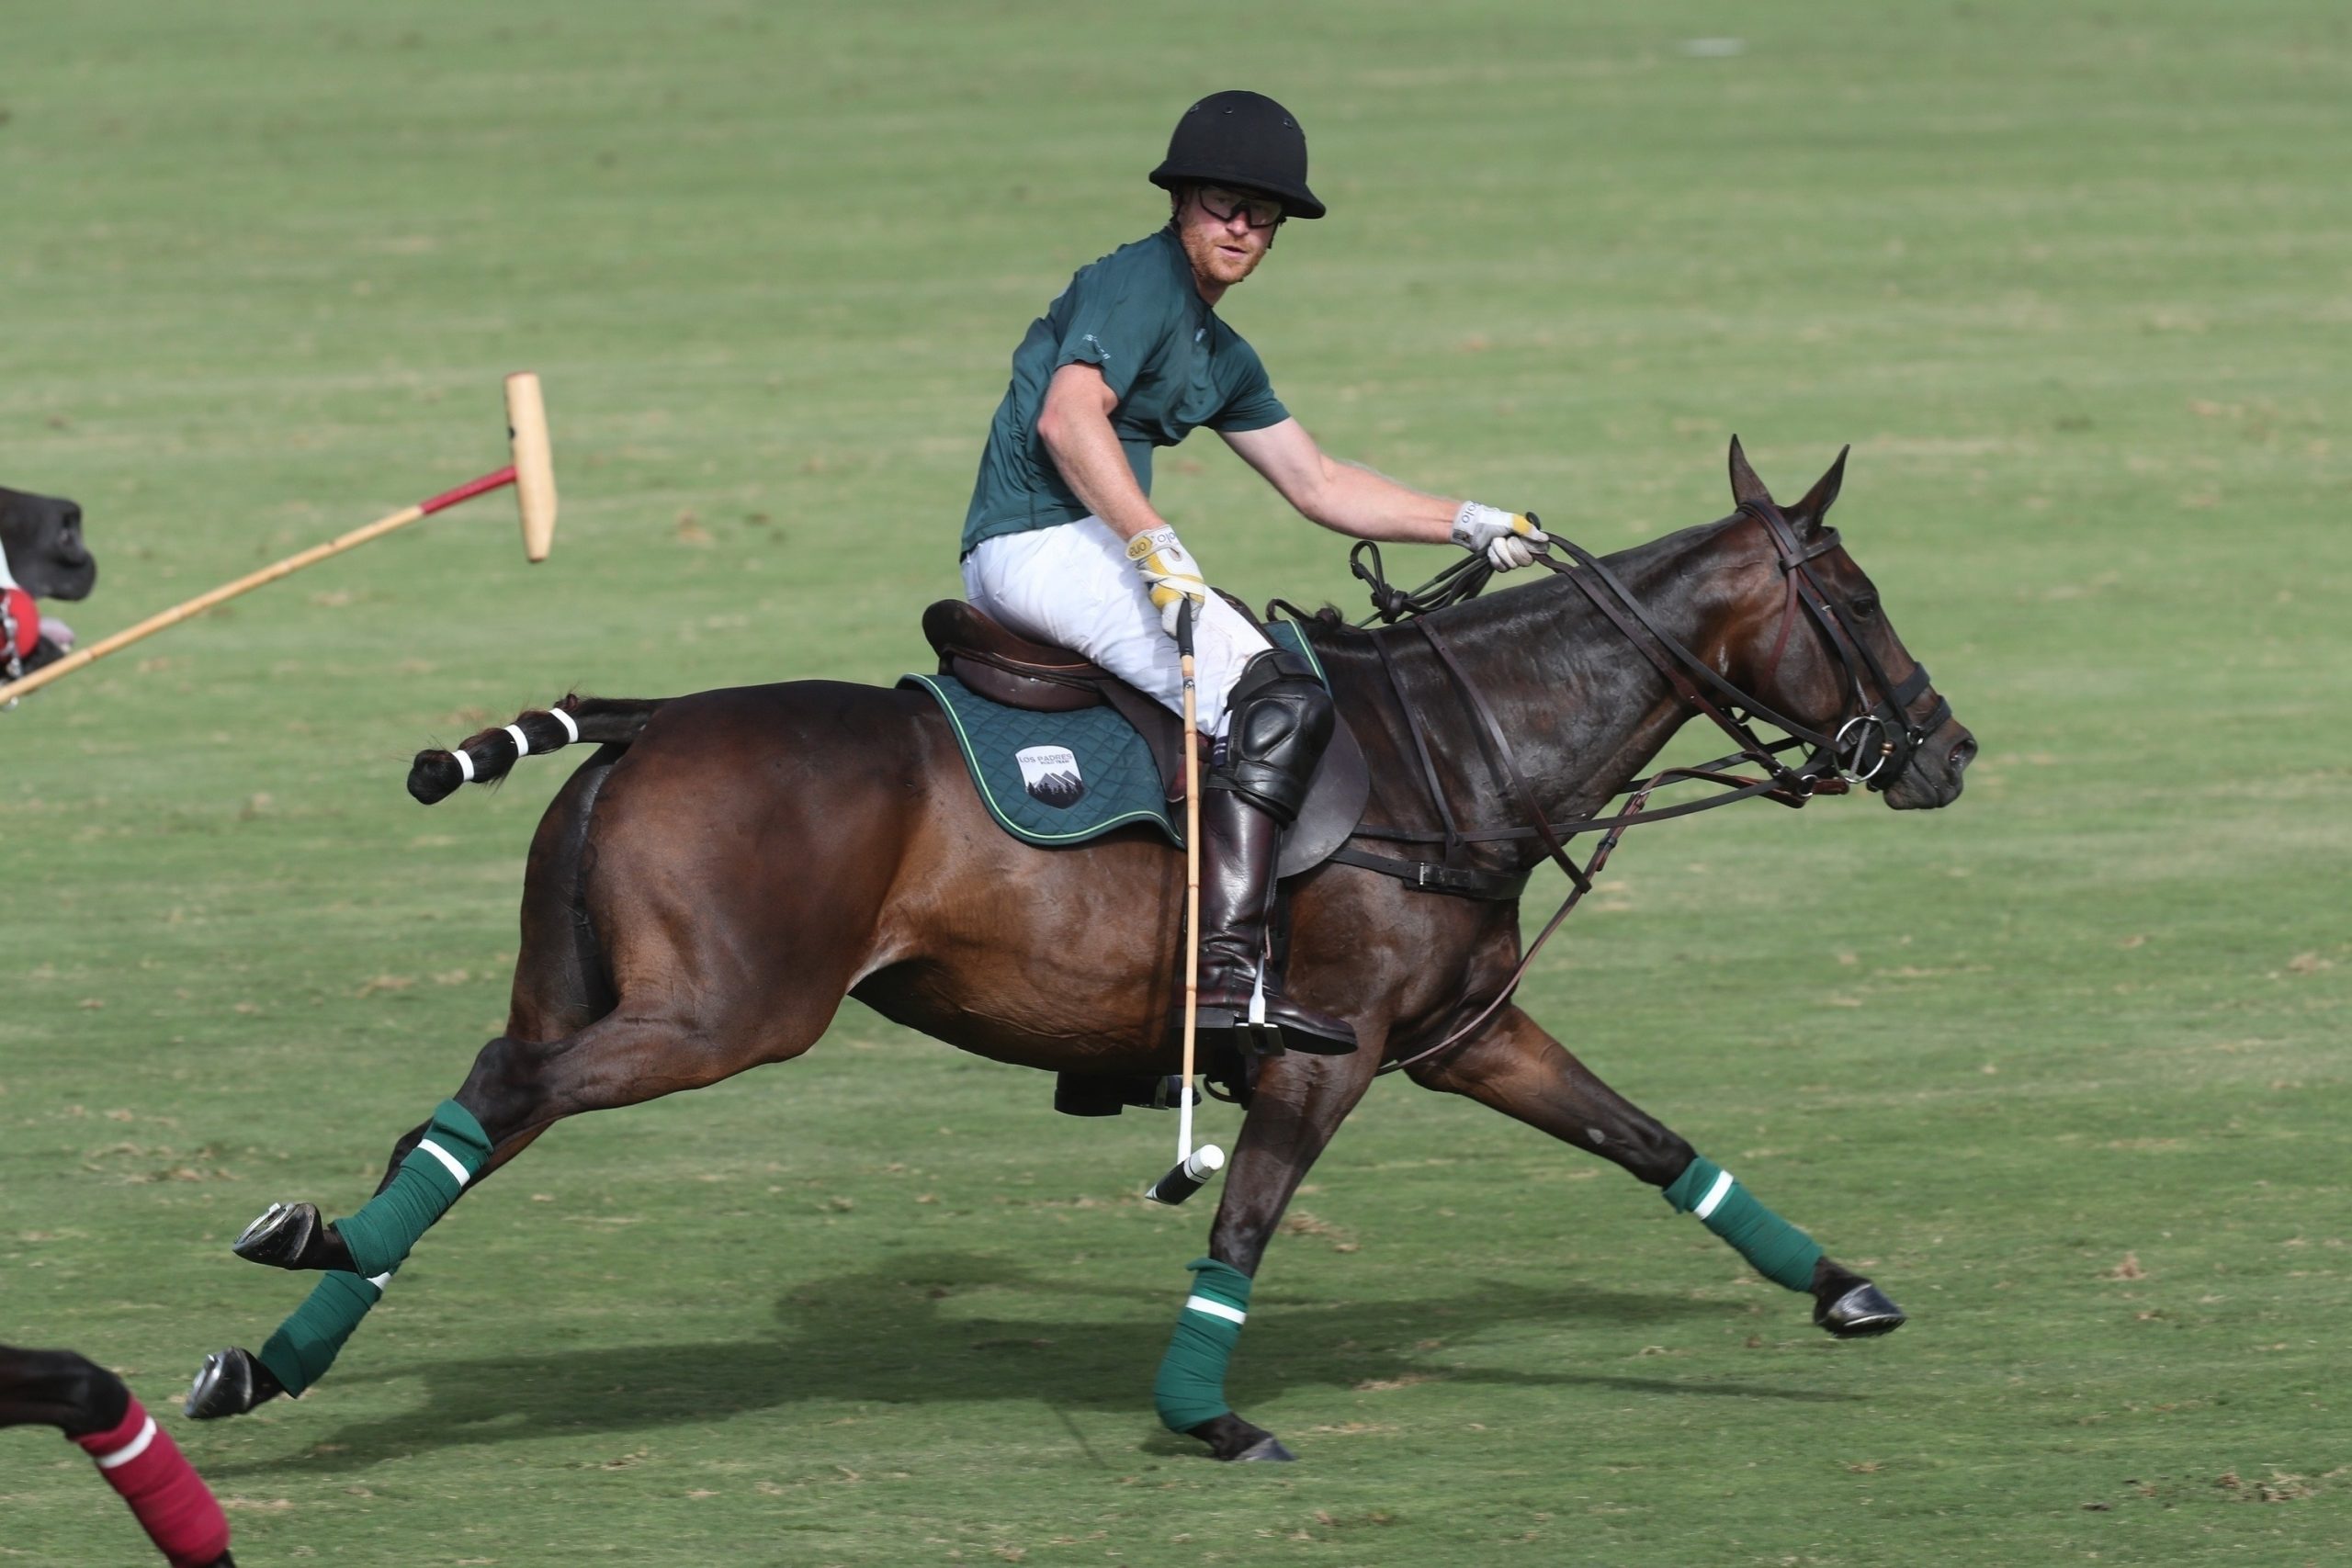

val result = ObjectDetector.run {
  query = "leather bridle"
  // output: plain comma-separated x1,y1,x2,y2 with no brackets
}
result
1544,495,1952,800
1310,497,1954,1074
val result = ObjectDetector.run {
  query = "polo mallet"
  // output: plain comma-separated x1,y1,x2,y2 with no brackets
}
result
0,373,556,708
1146,596,1226,1206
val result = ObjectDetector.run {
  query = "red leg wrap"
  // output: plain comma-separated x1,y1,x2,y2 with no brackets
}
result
72,1396,232,1568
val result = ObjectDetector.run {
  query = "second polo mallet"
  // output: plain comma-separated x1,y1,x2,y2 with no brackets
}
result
1146,597,1226,1206
0,373,556,708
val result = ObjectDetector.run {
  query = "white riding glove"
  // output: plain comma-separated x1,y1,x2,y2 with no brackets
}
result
1451,502,1551,570
1126,525,1210,638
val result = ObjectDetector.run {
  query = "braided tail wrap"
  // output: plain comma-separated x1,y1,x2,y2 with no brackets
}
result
407,694,668,804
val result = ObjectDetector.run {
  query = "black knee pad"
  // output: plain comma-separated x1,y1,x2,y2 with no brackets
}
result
1208,649,1333,824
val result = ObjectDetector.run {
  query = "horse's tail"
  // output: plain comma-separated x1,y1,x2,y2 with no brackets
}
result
406,694,671,805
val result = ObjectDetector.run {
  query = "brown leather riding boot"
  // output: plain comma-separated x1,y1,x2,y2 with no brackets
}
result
1193,787,1357,1055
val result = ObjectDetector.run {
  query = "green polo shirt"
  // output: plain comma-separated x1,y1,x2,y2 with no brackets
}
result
961,226,1290,557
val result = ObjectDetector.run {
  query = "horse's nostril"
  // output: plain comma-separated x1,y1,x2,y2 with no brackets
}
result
1950,736,1977,771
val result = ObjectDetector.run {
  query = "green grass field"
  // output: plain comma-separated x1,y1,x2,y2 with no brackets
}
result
5,1,2347,1562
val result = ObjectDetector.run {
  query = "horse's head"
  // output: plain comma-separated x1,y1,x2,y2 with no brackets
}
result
0,487,96,602
1718,439,1974,809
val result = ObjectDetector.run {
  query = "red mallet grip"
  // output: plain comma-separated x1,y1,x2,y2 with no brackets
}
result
3,586,38,659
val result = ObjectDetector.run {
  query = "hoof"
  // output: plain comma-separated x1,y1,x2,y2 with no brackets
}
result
186,1348,284,1420
1231,1436,1297,1462
1188,1412,1288,1462
233,1201,349,1271
1815,1280,1906,1338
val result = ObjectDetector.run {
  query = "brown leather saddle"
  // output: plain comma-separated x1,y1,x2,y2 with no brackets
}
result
921,599,1368,879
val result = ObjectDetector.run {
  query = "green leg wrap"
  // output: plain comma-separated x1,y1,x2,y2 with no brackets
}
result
332,1100,492,1280
257,1267,393,1396
1153,1257,1253,1433
1661,1155,1824,1292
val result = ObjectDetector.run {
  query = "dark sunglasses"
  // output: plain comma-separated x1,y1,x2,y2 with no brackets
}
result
1194,186,1284,231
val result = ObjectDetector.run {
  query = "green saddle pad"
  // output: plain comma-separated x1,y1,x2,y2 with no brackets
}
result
900,619,1325,851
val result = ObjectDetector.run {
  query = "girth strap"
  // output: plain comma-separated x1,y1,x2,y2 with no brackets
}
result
1323,845,1532,901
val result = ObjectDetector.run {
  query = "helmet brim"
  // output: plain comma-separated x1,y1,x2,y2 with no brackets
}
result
1150,163,1325,220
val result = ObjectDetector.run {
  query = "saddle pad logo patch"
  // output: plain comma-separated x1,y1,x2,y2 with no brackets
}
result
1015,745,1086,807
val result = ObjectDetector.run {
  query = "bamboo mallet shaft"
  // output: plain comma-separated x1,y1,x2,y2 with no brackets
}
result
1178,627,1203,1160
1146,599,1224,1205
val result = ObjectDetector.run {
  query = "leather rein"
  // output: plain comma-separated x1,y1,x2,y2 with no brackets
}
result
1308,496,1951,1076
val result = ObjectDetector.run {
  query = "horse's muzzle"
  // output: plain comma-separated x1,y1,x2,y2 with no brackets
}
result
1881,722,1974,810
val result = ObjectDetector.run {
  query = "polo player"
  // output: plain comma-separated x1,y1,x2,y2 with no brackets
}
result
960,89,1549,1055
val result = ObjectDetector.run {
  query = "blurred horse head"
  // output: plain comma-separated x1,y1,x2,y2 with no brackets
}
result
0,487,96,602
1,486,96,672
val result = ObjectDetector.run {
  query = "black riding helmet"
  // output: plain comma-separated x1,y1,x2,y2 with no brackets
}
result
1148,90,1325,220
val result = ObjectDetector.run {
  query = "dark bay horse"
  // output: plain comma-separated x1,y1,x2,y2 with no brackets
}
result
190,443,1975,1461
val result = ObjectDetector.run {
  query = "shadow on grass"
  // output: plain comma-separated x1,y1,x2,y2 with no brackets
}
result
212,1251,1856,1476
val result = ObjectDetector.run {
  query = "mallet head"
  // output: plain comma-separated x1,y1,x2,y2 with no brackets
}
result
504,371,557,562
1145,1143,1225,1206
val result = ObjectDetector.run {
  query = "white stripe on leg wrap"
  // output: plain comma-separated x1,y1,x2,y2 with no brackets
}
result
94,1416,157,1470
1183,1294,1247,1325
1694,1169,1736,1219
416,1138,472,1187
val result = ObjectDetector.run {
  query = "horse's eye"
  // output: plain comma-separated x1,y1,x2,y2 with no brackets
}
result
1851,593,1879,620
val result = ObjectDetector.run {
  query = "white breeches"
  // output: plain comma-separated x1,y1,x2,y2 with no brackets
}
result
962,520,1273,735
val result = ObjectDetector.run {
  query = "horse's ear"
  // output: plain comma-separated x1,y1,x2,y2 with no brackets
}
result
1788,445,1850,532
1726,435,1771,509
